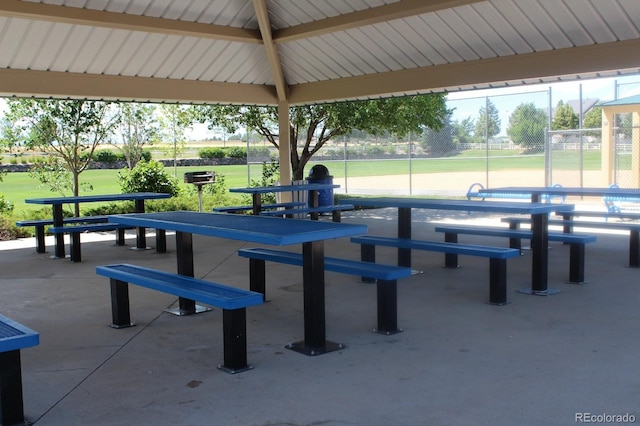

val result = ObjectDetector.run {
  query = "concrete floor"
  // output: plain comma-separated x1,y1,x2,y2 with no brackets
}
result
1,207,638,426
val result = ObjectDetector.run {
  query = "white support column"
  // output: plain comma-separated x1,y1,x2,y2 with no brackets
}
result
601,108,615,185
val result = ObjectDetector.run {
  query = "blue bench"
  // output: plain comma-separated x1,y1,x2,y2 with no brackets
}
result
603,184,640,214
16,215,110,254
96,264,263,373
350,235,520,305
467,182,566,203
0,313,39,426
213,201,305,214
434,225,596,284
502,216,640,268
260,204,354,222
48,223,135,263
237,247,413,334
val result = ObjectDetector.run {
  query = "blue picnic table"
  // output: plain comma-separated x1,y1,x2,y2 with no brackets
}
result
229,183,340,215
478,186,640,203
25,192,171,258
109,211,367,356
339,197,574,295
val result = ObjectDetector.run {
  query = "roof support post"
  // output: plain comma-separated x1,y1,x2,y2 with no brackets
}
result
278,101,292,200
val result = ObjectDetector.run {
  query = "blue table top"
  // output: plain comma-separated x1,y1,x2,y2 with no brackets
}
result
230,183,339,194
0,313,39,352
339,197,573,214
479,186,640,197
109,211,367,245
25,192,171,205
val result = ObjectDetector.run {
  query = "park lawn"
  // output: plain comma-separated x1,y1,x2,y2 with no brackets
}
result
2,151,604,214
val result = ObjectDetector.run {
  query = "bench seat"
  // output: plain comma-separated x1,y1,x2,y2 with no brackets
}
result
0,313,39,425
502,216,640,268
96,263,263,373
350,235,520,305
48,223,134,262
434,224,596,283
16,215,110,254
238,247,412,334
213,201,305,214
260,204,354,222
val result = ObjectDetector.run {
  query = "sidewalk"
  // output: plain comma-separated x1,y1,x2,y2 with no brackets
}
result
1,208,638,426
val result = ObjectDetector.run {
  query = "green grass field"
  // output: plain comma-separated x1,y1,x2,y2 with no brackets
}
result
1,150,607,215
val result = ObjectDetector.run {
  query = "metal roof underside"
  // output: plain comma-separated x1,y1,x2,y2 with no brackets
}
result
1,0,639,106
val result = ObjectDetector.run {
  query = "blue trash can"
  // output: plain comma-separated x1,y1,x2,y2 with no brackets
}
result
306,165,333,207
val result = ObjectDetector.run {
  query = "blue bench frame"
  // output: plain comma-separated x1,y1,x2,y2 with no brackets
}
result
350,235,520,305
96,264,263,374
434,224,596,284
213,201,305,214
0,314,39,426
16,215,110,254
237,247,412,335
49,223,134,263
603,184,640,214
503,216,640,268
260,204,354,222
467,182,566,203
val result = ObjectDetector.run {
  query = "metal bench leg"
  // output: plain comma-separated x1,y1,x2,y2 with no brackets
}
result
506,222,524,253
360,244,376,283
568,243,586,284
219,308,252,374
443,233,460,268
629,230,639,268
0,349,26,426
375,279,401,335
155,229,166,253
109,278,134,328
115,228,126,246
248,259,267,301
70,232,81,263
35,224,46,254
488,258,508,305
332,210,341,222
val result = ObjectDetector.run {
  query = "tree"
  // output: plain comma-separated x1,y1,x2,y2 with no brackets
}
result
507,103,548,152
115,103,158,168
452,116,475,147
551,100,579,130
159,104,193,177
7,99,116,215
194,95,448,180
474,99,501,140
583,106,602,138
0,116,23,153
421,111,456,156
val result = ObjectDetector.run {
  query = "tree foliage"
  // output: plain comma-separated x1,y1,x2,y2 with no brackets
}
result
551,100,579,130
474,99,501,139
159,104,193,176
6,99,116,215
115,103,158,168
194,95,449,180
506,103,548,152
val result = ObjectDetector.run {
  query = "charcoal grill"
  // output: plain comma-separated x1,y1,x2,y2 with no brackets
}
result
184,171,215,212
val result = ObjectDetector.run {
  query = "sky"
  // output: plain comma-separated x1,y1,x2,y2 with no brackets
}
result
2,72,640,140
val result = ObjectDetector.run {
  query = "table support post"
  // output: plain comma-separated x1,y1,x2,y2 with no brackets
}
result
397,207,412,268
518,213,560,296
53,204,66,258
628,230,639,268
252,193,261,215
165,231,210,316
0,350,25,426
287,241,343,356
134,199,148,250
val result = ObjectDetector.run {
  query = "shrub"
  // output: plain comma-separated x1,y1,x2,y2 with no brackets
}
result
94,150,121,163
141,149,153,162
227,147,246,159
198,147,226,159
118,160,181,196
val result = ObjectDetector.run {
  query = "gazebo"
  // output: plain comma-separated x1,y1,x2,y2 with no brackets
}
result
1,1,640,184
601,94,640,187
